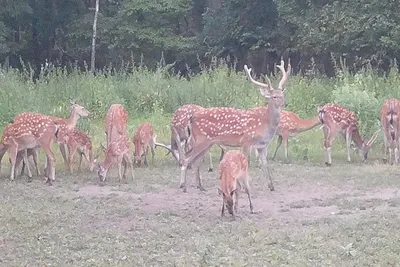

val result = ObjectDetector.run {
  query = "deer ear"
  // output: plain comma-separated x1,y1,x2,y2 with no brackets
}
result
259,87,271,98
69,98,76,105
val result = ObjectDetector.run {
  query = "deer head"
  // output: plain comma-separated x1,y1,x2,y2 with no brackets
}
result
356,129,380,162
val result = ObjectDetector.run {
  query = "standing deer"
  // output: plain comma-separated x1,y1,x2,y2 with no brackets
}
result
65,129,95,172
105,104,128,146
12,100,90,175
380,99,400,164
318,103,380,165
132,122,156,166
97,134,134,182
271,110,321,163
179,59,291,193
169,104,226,171
0,116,59,183
218,150,254,217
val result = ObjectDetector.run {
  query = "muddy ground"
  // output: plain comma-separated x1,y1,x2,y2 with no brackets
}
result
1,159,400,266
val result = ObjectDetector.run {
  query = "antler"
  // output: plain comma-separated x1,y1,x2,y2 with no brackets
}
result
276,58,291,91
366,129,381,147
243,65,272,90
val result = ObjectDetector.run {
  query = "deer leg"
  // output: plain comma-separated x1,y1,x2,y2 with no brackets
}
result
345,129,352,163
272,135,282,161
15,151,24,177
150,142,155,166
257,146,275,191
22,149,33,182
117,159,123,183
40,144,56,183
180,141,213,193
219,145,226,162
123,153,135,180
31,148,40,176
193,149,209,192
323,126,334,166
9,144,18,181
78,151,84,171
242,175,255,214
59,142,68,168
208,149,214,172
68,146,78,173
221,200,225,217
234,189,239,214
282,133,290,164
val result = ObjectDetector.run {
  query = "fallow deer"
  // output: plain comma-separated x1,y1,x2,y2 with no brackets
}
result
179,59,291,193
64,129,95,172
271,110,321,163
0,117,59,183
169,104,226,171
218,150,254,217
318,103,380,165
96,134,134,182
132,122,156,166
105,104,128,146
380,99,400,164
12,100,90,174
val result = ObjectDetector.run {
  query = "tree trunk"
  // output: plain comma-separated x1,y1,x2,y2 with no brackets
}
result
91,0,99,73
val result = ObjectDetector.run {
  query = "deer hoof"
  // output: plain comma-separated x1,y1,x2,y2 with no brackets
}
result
268,183,275,191
325,162,331,167
27,176,33,183
208,167,213,172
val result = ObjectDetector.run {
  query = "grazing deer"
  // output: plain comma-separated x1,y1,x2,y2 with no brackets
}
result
380,99,400,164
132,122,156,166
12,100,90,174
0,117,59,183
105,104,128,146
318,103,380,165
218,150,254,217
169,104,226,171
65,129,95,172
271,110,321,162
96,134,134,182
179,59,291,192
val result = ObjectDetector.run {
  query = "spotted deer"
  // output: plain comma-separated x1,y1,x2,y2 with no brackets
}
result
64,129,95,172
0,116,59,183
12,100,90,174
96,134,134,182
105,104,128,146
380,99,400,164
179,59,291,193
132,122,156,166
271,110,321,162
218,150,254,217
169,104,226,171
318,103,380,165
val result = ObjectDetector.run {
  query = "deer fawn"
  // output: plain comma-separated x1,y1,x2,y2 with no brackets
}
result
380,99,400,164
218,150,254,217
0,117,59,183
65,129,95,172
271,110,321,163
97,134,134,182
105,104,128,146
318,103,380,165
179,59,291,193
132,122,156,166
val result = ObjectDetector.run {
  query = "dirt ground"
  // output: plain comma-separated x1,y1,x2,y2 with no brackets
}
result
1,158,400,266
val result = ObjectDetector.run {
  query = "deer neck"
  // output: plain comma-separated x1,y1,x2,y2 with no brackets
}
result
64,109,80,130
259,103,282,145
351,128,366,148
296,116,321,133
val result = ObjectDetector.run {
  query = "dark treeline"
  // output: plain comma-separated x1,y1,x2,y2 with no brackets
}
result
1,0,399,76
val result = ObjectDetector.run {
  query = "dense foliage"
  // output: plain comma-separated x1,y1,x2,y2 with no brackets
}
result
1,0,399,75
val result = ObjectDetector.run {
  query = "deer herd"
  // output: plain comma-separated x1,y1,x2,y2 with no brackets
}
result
0,58,398,217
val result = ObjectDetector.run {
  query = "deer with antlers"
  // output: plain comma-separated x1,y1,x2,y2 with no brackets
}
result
105,104,128,146
64,129,96,172
218,150,255,217
271,110,321,163
0,117,59,183
96,134,134,182
179,58,291,193
318,103,380,165
380,99,400,164
132,122,157,166
10,100,90,175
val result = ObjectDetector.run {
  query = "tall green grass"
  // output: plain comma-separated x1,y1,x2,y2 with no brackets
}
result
0,58,399,163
